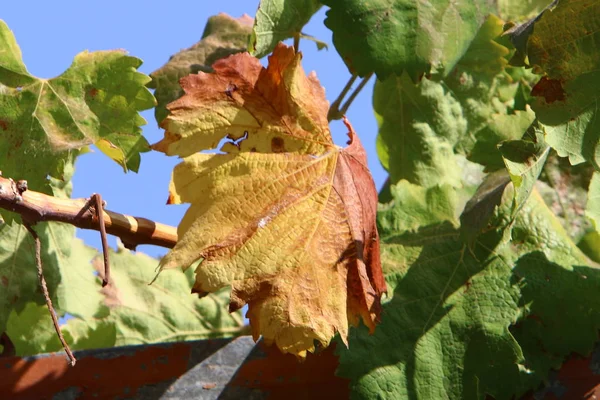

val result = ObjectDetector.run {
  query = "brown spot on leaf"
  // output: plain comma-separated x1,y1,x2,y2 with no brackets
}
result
88,88,99,98
0,120,8,131
531,76,566,103
1,276,8,287
271,137,285,153
166,193,176,205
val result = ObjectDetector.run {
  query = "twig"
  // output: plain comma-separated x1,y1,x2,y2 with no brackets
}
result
0,176,177,249
338,72,374,116
23,222,76,366
90,194,110,287
328,73,358,121
293,33,300,53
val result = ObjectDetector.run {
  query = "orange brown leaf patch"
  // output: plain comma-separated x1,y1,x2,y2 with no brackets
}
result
531,76,566,104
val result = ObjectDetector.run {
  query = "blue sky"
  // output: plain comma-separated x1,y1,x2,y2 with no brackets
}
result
2,1,387,257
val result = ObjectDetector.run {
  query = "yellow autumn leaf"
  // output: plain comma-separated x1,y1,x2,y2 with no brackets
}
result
153,44,385,357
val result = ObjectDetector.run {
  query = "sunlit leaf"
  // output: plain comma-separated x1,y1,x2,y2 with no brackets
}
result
154,44,385,357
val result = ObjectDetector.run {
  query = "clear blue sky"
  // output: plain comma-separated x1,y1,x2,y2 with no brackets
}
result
2,1,386,257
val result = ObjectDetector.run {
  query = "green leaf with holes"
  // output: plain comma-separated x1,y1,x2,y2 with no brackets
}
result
520,0,600,169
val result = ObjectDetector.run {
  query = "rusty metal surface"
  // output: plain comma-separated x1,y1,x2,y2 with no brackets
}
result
5,335,600,399
0,336,348,399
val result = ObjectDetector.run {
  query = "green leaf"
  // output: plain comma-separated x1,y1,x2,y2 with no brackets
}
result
378,180,459,244
446,15,536,169
322,0,496,79
250,0,322,58
339,184,595,399
521,0,600,169
149,14,253,124
497,0,553,22
0,218,103,342
374,72,465,187
499,122,550,217
6,302,63,355
460,170,511,246
6,302,115,356
0,20,155,197
586,172,600,230
374,15,536,186
93,247,245,346
4,244,245,356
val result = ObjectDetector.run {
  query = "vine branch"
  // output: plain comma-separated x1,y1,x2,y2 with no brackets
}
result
328,73,358,122
0,176,178,250
327,73,374,122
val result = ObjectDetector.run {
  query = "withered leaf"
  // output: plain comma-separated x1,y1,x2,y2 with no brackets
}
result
153,44,385,357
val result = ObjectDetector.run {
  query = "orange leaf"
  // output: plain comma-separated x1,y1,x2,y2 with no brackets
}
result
153,43,385,357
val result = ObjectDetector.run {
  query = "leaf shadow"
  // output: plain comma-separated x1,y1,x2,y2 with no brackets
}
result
339,226,503,398
508,251,600,395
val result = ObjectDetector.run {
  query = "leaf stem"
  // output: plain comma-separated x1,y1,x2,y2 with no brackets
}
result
293,33,300,53
24,222,76,366
88,194,111,287
338,72,374,116
0,175,177,249
328,73,358,121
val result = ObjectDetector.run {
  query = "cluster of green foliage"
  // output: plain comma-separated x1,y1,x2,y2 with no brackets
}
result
1,0,600,398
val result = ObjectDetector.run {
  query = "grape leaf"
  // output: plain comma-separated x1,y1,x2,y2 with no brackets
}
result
499,122,550,218
522,0,600,169
5,302,115,356
339,181,597,399
378,180,459,244
321,0,496,79
587,172,600,230
460,170,511,246
0,20,155,200
93,247,244,346
374,72,465,187
5,245,243,357
250,0,322,58
153,44,386,357
148,13,253,124
375,15,536,186
497,0,553,22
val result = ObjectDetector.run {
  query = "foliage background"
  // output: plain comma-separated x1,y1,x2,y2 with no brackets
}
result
3,0,600,399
